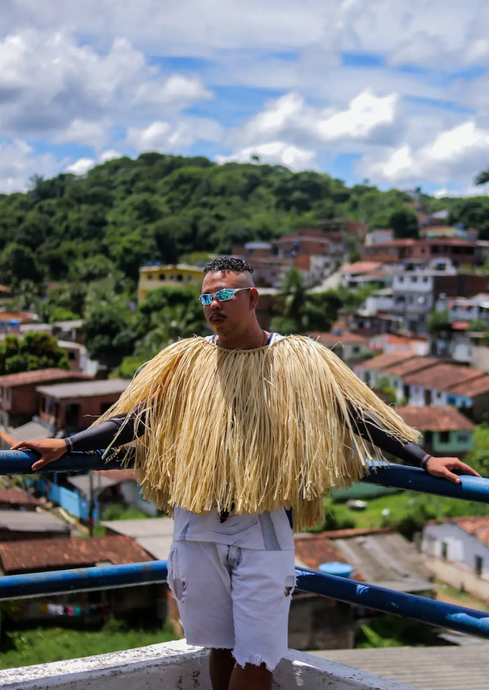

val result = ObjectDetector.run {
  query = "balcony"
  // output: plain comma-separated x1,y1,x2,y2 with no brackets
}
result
0,451,488,689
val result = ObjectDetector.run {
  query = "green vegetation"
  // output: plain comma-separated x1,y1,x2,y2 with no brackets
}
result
323,489,489,540
0,621,178,669
0,332,69,375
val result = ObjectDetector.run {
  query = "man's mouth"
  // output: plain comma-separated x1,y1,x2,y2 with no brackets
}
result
211,314,226,322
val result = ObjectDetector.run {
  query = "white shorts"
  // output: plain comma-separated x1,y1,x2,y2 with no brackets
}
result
167,541,296,671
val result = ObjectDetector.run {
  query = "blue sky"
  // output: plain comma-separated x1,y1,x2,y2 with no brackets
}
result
1,0,489,196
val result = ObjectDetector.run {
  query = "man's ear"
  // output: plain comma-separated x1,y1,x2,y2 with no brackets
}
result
249,287,259,309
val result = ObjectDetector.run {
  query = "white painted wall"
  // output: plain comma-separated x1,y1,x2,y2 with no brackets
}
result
422,523,489,579
407,386,447,406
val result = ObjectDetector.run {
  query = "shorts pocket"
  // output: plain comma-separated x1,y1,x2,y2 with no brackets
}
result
167,544,186,603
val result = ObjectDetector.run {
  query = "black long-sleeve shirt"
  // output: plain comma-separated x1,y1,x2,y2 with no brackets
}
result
67,408,428,466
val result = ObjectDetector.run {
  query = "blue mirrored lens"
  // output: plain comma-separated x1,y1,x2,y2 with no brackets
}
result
200,294,212,305
216,289,235,301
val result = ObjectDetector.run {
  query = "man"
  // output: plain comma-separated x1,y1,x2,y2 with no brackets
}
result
13,257,480,690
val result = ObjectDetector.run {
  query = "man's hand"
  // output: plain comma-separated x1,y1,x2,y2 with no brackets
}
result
425,456,481,484
11,438,68,471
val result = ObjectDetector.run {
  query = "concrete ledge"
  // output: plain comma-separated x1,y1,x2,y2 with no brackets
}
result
0,640,419,690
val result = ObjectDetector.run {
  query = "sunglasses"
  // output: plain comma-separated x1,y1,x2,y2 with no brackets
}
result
199,287,252,306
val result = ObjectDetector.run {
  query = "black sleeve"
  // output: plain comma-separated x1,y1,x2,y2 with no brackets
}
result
67,410,146,452
349,408,428,466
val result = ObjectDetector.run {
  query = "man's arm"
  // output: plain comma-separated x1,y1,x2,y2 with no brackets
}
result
11,410,146,471
350,408,481,484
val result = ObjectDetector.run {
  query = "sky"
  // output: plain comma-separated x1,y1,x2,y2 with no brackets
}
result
1,0,489,196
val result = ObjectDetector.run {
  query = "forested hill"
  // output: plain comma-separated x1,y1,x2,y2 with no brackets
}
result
0,152,488,291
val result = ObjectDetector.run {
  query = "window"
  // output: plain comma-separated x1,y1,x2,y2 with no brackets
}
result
424,431,433,444
403,384,410,399
187,276,193,281
398,276,404,283
423,276,429,283
441,542,448,559
147,274,153,281
159,274,166,281
68,351,76,361
100,403,112,414
411,276,418,283
440,431,450,443
177,274,183,282
475,556,483,577
457,433,470,443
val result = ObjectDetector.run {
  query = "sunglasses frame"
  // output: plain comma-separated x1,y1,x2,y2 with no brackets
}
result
199,287,252,306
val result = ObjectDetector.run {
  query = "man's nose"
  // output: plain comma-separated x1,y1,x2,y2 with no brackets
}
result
210,296,221,310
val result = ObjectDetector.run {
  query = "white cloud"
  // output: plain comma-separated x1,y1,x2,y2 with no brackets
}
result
99,149,122,163
134,75,212,106
216,142,316,170
54,118,111,148
0,29,213,139
65,158,97,175
360,121,489,186
126,119,223,152
227,90,399,153
0,139,60,193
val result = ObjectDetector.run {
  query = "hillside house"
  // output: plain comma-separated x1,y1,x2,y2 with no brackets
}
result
0,536,167,626
0,487,42,511
395,406,475,458
308,332,370,364
423,517,489,601
0,368,92,430
138,263,203,302
37,379,128,434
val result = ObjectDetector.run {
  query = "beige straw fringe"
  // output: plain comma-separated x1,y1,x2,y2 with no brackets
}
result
93,336,420,531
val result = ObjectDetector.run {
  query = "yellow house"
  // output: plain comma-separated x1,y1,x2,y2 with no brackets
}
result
138,264,203,302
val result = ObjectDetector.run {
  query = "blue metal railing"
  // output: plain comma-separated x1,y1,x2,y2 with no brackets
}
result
1,450,489,641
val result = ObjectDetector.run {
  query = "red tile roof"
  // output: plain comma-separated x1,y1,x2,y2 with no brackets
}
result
340,261,383,274
382,357,438,378
294,534,356,573
0,488,42,507
446,375,489,397
309,332,367,345
452,321,470,331
0,536,152,574
403,363,484,391
0,369,92,388
360,352,416,371
395,406,475,432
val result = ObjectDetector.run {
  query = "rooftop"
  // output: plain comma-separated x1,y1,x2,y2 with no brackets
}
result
0,487,42,508
101,517,174,561
0,510,70,534
395,406,475,432
309,332,368,345
445,375,489,398
382,356,438,378
0,535,153,574
403,363,484,391
52,319,84,329
359,352,416,371
340,261,383,274
67,470,136,497
0,368,90,388
140,263,203,273
312,645,489,690
2,420,54,444
36,378,128,400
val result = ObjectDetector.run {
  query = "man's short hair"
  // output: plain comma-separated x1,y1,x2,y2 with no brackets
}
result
203,257,254,275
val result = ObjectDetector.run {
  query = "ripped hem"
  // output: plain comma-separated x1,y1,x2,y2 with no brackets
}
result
232,652,278,673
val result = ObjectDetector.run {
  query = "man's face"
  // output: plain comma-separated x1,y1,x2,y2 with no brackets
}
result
201,271,257,337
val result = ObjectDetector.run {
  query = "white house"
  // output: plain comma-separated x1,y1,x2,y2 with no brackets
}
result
422,517,489,601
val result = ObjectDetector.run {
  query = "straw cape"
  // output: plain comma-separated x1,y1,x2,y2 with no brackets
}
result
95,335,419,530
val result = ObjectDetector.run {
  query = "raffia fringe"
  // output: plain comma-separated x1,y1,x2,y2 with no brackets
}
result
93,336,420,530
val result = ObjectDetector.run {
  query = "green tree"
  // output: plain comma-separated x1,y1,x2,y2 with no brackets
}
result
390,208,420,239
0,243,44,287
0,333,69,375
83,305,136,368
427,309,451,333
